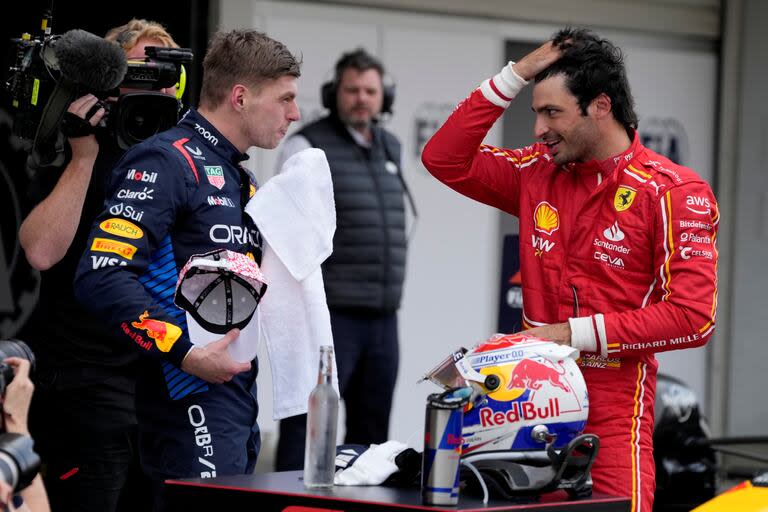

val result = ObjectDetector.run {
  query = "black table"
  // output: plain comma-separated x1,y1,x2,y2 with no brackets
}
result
165,471,631,511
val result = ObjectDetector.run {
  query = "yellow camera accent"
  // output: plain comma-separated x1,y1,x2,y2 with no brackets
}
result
175,64,187,100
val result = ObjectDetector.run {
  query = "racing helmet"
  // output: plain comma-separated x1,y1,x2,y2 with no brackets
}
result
422,332,597,500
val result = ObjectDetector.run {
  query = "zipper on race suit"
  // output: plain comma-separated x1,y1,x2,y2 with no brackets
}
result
571,285,579,317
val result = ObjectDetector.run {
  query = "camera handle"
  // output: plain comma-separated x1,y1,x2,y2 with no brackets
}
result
31,77,79,168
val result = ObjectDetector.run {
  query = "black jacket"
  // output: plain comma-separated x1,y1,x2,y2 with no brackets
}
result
300,116,406,312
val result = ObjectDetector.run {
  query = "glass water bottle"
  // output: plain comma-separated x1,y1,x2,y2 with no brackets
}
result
303,345,339,488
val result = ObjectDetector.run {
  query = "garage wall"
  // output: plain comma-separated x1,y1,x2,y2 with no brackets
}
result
220,0,506,449
216,0,719,454
724,0,768,437
312,0,721,38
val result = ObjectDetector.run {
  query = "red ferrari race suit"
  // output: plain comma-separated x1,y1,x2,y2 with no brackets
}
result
422,73,719,512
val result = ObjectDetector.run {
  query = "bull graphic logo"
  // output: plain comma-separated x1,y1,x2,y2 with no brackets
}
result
614,186,637,212
507,359,570,392
131,311,182,352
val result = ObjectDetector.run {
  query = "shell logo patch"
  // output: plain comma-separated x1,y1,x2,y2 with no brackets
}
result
534,201,560,235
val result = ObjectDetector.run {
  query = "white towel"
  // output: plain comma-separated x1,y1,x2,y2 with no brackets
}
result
245,148,339,420
334,441,409,485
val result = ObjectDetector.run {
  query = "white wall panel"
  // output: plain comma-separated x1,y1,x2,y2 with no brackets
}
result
312,0,721,38
216,0,719,466
220,1,506,448
726,0,768,437
381,24,503,444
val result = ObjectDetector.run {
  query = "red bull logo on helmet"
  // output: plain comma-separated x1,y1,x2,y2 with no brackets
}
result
479,398,561,427
439,333,589,454
131,311,182,352
507,359,570,392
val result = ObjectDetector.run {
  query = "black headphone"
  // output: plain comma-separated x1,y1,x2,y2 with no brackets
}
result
320,49,396,115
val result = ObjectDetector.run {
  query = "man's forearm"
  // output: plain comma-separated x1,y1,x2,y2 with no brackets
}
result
568,300,713,359
19,156,95,270
522,322,572,345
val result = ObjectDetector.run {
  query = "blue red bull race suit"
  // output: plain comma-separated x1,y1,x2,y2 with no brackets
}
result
74,109,262,491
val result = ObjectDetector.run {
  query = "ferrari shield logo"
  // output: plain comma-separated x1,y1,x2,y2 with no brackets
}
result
614,186,637,212
205,166,225,190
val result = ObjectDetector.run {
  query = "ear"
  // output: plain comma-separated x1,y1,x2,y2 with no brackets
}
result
590,93,612,120
230,84,249,112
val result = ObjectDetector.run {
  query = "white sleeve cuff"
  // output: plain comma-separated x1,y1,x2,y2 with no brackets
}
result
569,315,608,357
568,313,608,357
569,317,597,353
479,61,529,108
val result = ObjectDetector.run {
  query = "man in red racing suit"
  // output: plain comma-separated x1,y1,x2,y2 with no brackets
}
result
422,29,718,512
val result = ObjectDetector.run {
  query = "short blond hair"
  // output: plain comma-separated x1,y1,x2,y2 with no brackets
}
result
105,19,179,51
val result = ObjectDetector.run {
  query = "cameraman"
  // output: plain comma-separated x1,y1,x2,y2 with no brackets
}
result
17,19,180,512
1,357,50,512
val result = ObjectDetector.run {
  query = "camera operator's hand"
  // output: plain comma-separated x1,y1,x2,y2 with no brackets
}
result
65,94,105,162
20,93,107,270
180,329,252,384
0,479,13,509
1,358,34,436
0,358,49,512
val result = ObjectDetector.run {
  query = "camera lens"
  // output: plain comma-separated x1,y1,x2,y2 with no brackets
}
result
0,340,35,369
0,451,19,491
0,434,41,492
122,101,163,140
115,92,179,149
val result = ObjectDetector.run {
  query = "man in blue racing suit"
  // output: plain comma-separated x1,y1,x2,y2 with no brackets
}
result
74,29,301,509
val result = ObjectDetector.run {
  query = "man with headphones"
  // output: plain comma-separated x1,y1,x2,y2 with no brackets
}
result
18,19,181,512
274,48,408,471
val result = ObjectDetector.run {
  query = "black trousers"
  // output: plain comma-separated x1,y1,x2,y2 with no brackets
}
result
276,309,399,471
29,369,150,512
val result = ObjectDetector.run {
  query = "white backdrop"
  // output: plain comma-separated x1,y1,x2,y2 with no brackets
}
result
218,0,718,463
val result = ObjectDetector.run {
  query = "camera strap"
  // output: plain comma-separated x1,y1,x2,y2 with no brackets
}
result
32,77,79,167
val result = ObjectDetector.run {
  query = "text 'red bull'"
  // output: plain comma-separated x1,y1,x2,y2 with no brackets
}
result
130,311,182,352
120,322,152,351
446,433,463,449
479,398,561,427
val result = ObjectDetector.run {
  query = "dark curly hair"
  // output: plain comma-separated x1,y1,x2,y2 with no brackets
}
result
536,28,638,135
334,48,385,81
